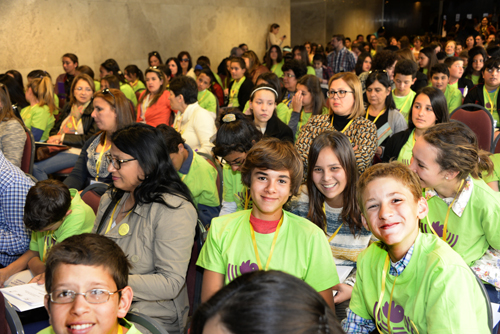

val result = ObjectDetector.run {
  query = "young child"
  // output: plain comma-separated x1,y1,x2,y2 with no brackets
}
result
198,138,339,309
40,233,137,334
392,59,417,121
213,109,263,216
0,180,95,286
430,63,463,113
157,124,220,228
312,53,334,95
342,162,489,333
444,56,474,97
289,131,372,318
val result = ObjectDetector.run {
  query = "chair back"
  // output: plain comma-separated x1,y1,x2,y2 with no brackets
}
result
21,129,35,175
81,183,109,214
186,220,207,317
450,104,494,152
125,311,169,334
3,292,24,334
492,135,500,154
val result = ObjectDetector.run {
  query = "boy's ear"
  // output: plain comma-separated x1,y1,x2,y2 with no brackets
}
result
361,214,370,231
416,197,429,220
412,77,417,85
44,294,51,319
117,286,134,319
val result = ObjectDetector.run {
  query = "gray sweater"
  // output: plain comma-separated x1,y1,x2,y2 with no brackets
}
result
0,119,26,168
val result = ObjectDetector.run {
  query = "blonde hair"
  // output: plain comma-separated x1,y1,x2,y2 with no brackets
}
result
27,77,57,115
328,72,364,119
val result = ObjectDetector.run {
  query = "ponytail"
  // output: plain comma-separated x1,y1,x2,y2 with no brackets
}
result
28,77,57,115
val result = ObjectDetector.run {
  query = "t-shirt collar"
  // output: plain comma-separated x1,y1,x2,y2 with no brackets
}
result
179,144,194,175
424,175,473,217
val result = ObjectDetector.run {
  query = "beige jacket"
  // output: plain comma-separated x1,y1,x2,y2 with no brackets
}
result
93,191,197,334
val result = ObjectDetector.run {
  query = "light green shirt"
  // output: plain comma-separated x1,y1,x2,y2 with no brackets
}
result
198,89,217,113
392,90,416,121
120,82,138,107
397,129,414,165
444,84,463,113
20,104,55,142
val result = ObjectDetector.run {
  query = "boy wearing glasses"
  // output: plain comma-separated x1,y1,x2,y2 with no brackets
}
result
464,57,500,127
40,233,138,334
0,180,94,287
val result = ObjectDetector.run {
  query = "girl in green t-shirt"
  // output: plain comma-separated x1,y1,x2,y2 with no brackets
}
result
214,109,263,215
463,47,487,85
227,57,254,108
22,76,57,141
263,45,284,78
124,65,146,95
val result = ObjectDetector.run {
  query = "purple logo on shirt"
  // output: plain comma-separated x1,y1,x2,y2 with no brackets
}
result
420,220,459,247
373,301,418,333
227,260,259,282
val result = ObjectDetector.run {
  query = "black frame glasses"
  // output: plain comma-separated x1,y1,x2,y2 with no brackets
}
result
105,152,136,170
327,90,354,99
48,288,123,304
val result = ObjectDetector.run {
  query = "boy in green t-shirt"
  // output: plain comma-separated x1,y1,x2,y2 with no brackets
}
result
0,180,95,287
430,63,463,113
392,59,417,121
342,162,489,333
40,233,140,334
158,124,220,228
198,138,339,310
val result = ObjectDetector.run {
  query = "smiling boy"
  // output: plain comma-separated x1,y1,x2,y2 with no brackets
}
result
430,63,463,113
40,233,137,334
342,162,489,333
197,138,339,309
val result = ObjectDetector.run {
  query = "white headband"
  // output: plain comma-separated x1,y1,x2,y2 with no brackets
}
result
250,86,278,99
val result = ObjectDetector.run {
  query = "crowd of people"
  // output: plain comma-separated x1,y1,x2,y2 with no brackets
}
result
0,18,499,334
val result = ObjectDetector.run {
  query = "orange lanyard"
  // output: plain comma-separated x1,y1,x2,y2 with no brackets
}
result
425,179,464,242
322,203,343,242
249,213,284,270
365,106,386,124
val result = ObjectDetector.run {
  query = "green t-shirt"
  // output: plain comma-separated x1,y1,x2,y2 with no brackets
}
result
94,80,101,91
271,61,284,78
198,89,217,113
178,151,220,208
119,82,138,107
422,177,500,266
483,86,499,125
483,153,500,184
444,84,463,113
20,104,55,142
53,94,59,109
276,103,291,123
197,209,340,291
350,233,490,333
397,129,414,165
392,90,416,121
130,80,146,93
38,319,141,334
307,66,316,76
471,74,480,85
29,189,95,261
222,163,248,211
228,77,246,108
450,81,459,90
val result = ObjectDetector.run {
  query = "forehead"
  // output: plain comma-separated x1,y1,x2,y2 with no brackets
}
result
414,93,431,105
395,73,412,80
52,264,116,288
329,78,350,90
252,168,290,178
74,79,90,87
253,89,276,100
362,176,413,201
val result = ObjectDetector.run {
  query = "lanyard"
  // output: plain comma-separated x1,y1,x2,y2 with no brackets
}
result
425,179,464,242
365,107,386,124
199,90,208,104
375,254,420,334
485,87,499,114
249,213,284,270
244,188,250,210
42,232,56,262
322,204,343,242
330,115,354,133
398,94,412,114
71,116,81,134
106,199,132,234
95,136,109,181
117,325,123,334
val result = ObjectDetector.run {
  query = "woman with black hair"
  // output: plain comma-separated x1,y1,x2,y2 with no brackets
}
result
93,123,197,334
148,51,163,67
124,65,146,95
0,74,28,119
167,57,182,79
99,59,137,107
178,51,196,79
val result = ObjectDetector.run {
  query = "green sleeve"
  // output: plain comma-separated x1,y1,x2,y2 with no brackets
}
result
346,250,373,319
307,66,316,75
222,164,236,202
120,83,138,107
205,92,217,113
30,105,53,133
94,81,101,91
276,103,291,123
20,106,32,129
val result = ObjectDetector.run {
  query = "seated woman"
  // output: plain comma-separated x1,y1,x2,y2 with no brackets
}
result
364,70,407,149
264,45,284,78
196,68,219,114
21,76,56,142
178,51,196,79
63,88,135,191
124,65,146,95
148,51,163,67
54,53,78,108
0,85,25,167
191,270,344,334
289,131,372,319
137,67,172,127
227,57,254,110
167,57,182,79
296,72,377,175
281,59,308,109
242,50,270,84
169,76,216,155
418,47,439,80
381,86,449,165
93,123,197,334
99,59,138,107
33,74,97,181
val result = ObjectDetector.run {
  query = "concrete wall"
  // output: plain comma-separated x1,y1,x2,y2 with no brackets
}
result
0,0,290,83
291,0,384,47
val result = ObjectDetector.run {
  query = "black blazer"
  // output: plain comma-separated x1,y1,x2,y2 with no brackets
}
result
265,114,294,143
229,77,254,109
382,128,413,162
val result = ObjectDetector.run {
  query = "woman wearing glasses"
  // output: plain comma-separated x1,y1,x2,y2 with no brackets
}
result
178,51,196,79
296,72,377,175
93,123,197,334
63,88,135,191
137,67,172,127
33,74,98,181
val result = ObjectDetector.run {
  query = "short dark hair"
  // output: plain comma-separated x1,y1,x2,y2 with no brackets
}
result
436,51,447,61
241,138,303,196
62,53,78,65
76,65,95,80
372,50,398,71
196,56,211,67
45,233,131,296
24,180,71,231
157,124,185,154
169,76,198,105
394,59,418,78
444,56,463,68
430,63,450,78
281,59,307,81
332,34,345,45
191,270,343,334
483,56,500,72
313,53,326,64
102,75,121,89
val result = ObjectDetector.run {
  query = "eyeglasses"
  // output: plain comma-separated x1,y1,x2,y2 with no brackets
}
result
284,73,295,78
101,88,116,104
48,289,123,304
327,90,354,99
220,157,245,167
180,58,190,62
105,153,136,170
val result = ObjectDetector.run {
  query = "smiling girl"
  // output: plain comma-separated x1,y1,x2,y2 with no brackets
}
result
136,67,172,127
